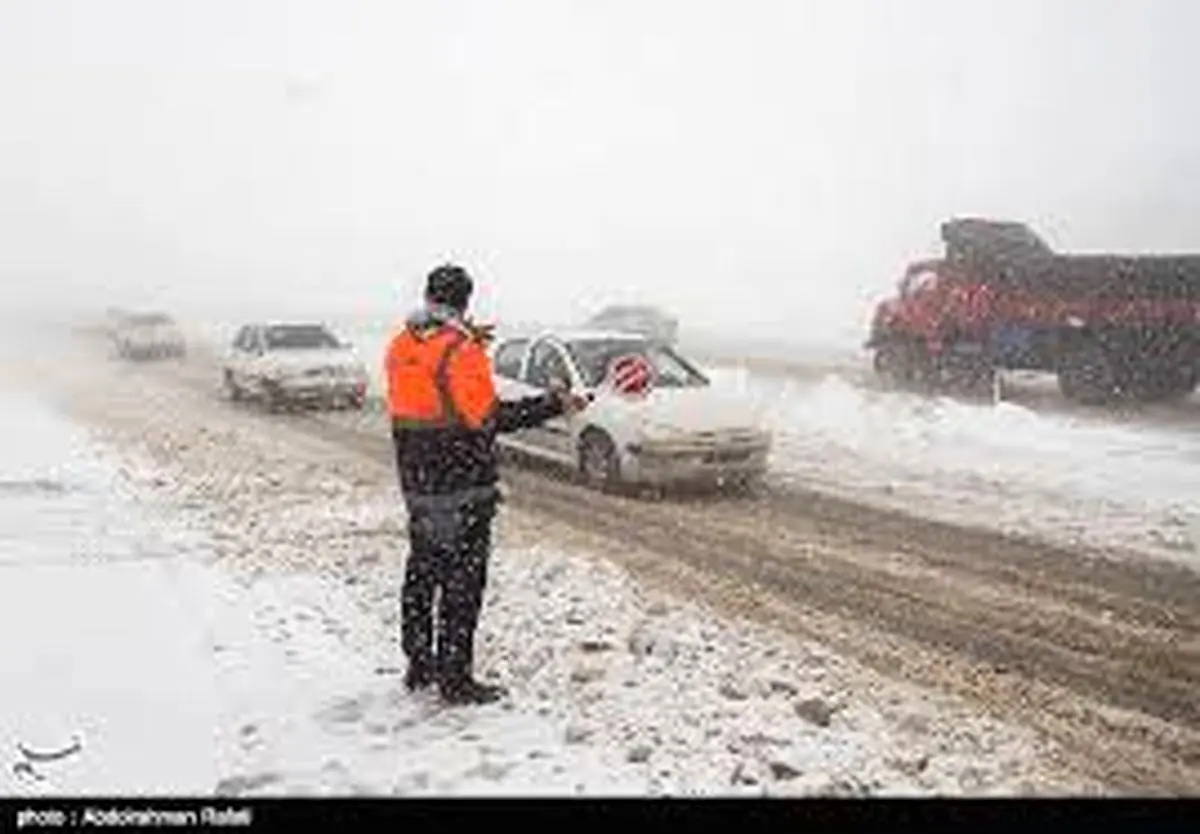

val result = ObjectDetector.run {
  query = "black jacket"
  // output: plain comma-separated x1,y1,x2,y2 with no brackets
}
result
391,392,565,503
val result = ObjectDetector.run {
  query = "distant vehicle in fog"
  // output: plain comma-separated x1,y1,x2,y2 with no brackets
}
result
111,311,186,360
583,305,679,345
489,328,771,493
221,321,369,412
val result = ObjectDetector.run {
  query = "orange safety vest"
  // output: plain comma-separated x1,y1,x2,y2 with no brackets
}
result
385,323,499,430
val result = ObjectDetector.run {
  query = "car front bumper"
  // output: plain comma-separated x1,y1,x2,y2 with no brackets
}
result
275,376,367,403
121,341,185,358
621,438,771,486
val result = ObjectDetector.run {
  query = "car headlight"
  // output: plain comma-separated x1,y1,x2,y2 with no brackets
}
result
642,422,684,441
633,426,695,455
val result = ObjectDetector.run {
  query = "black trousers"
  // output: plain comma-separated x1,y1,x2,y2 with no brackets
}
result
400,496,496,687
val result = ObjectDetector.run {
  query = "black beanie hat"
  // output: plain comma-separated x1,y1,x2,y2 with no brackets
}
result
424,263,474,311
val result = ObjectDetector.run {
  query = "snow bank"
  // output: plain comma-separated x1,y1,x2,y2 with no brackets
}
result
0,560,220,795
702,367,1200,567
0,391,219,795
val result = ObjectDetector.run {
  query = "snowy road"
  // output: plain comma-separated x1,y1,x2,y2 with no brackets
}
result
42,319,1200,795
1,323,1121,796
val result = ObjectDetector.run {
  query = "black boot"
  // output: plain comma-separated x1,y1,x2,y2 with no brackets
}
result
404,659,435,692
439,677,507,706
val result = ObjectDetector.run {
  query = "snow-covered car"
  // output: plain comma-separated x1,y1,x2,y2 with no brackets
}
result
490,329,772,492
221,322,369,411
583,305,679,345
111,311,187,360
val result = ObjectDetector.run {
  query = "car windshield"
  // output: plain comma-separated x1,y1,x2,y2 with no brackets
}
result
565,339,709,389
263,324,341,350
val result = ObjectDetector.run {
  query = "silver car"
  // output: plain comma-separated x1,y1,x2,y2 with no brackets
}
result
112,312,187,360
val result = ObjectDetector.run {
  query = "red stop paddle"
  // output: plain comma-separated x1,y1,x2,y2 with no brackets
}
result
605,353,655,397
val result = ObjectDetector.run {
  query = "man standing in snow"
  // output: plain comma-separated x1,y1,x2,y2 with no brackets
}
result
385,264,588,705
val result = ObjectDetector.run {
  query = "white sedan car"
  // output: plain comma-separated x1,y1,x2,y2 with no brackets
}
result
221,321,370,411
490,329,772,492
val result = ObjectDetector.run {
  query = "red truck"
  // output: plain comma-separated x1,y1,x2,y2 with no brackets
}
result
865,218,1200,404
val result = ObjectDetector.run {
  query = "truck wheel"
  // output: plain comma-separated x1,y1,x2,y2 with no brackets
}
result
1127,364,1198,403
1058,344,1117,405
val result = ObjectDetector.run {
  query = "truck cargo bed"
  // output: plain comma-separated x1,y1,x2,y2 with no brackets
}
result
942,218,1200,301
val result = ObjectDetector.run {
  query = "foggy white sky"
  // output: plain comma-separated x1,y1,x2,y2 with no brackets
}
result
4,0,1200,346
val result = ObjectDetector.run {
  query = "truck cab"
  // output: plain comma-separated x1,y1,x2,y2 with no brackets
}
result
868,261,945,345
869,260,993,355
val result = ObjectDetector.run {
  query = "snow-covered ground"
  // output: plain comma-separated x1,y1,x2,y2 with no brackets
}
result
135,440,1095,797
0,392,219,795
715,367,1200,568
0,331,1094,796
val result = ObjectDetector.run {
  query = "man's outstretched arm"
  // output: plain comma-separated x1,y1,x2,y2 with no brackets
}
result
494,392,567,434
445,341,574,434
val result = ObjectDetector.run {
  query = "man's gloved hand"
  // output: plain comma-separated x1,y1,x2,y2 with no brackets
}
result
559,391,591,415
547,377,591,415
